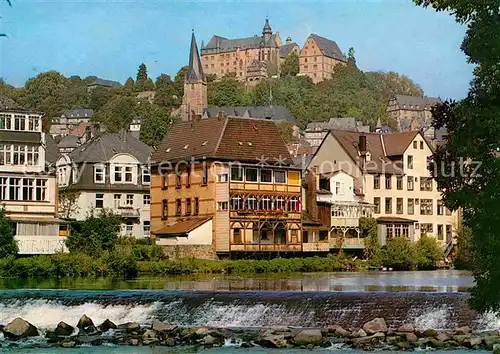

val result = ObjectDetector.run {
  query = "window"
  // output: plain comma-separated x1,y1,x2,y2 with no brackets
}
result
14,115,25,131
202,164,208,185
437,200,444,215
162,199,168,219
420,141,424,150
143,194,151,205
114,166,122,182
0,144,11,165
421,223,433,234
335,182,341,195
94,165,105,183
176,172,182,188
275,197,285,211
125,222,133,235
35,179,46,201
408,199,414,215
302,230,309,243
260,169,272,183
274,170,286,184
143,221,150,237
161,175,168,190
420,177,433,191
114,194,121,208
125,166,133,182
186,198,192,215
8,177,20,200
387,224,394,240
420,199,433,215
407,176,414,191
217,201,228,211
175,199,182,215
246,196,257,210
413,141,417,149
385,175,392,189
26,146,38,165
374,197,380,214
396,198,403,214
446,225,452,241
437,225,444,241
230,166,243,181
233,228,242,244
194,197,199,215
397,176,403,190
407,155,413,169
231,196,243,210
260,197,272,210
95,194,104,208
217,173,228,182
446,206,452,216
142,167,150,184
385,197,392,214
292,229,300,243
289,197,300,212
22,179,34,201
245,168,258,182
374,175,380,189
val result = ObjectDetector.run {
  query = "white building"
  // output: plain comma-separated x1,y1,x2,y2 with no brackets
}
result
0,94,67,254
56,131,153,238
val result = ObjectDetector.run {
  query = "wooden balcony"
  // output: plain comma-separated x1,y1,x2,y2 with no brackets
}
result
231,243,302,252
330,237,365,249
331,217,359,228
302,242,330,252
230,210,301,220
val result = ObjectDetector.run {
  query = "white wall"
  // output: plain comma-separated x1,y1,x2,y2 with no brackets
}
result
157,219,213,246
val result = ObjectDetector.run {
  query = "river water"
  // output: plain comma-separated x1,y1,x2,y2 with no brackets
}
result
1,270,496,353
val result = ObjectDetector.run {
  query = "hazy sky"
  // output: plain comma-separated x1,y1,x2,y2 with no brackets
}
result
1,0,473,99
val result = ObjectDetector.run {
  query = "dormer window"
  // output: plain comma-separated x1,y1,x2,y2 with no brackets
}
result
94,164,105,183
142,166,150,184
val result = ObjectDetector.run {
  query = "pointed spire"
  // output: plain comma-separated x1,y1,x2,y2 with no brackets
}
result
186,30,205,84
263,18,272,34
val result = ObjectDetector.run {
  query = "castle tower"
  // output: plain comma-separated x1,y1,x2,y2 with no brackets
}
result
181,31,207,121
262,18,272,43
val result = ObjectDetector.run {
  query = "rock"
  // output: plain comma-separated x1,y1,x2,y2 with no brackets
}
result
293,329,323,346
3,318,38,340
142,329,157,343
333,326,351,338
130,338,139,346
164,337,175,346
372,332,385,338
257,334,287,348
352,334,378,347
60,341,76,348
362,318,388,334
396,341,411,350
405,332,418,342
422,328,438,338
76,334,103,346
386,336,399,345
453,333,472,344
54,321,74,336
493,343,500,354
397,324,415,333
463,336,482,348
455,326,471,335
76,315,94,330
201,334,220,346
151,320,175,332
98,319,117,332
118,322,140,332
351,329,367,338
436,332,450,342
429,338,445,348
484,335,500,349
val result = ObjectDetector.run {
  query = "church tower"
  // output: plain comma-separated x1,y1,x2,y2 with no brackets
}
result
181,31,207,121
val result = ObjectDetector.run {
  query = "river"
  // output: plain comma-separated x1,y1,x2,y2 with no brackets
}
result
1,270,496,353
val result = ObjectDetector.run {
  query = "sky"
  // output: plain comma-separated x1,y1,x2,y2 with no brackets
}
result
0,0,473,99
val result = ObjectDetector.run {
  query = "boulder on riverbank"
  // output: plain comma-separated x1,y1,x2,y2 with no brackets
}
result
363,318,387,334
54,321,74,336
3,318,38,339
76,314,95,332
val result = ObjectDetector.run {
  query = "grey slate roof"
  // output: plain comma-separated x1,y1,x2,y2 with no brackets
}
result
62,109,94,119
203,106,297,126
309,34,346,62
45,134,59,164
69,132,153,163
279,43,299,57
186,32,205,84
0,94,24,111
58,135,80,149
306,118,369,132
87,78,122,88
393,95,441,111
202,33,279,53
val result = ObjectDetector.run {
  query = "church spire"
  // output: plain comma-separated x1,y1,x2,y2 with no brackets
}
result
186,30,205,84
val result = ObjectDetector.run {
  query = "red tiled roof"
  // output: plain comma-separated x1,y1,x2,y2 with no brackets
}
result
154,217,212,236
152,117,292,164
69,122,93,137
383,131,419,156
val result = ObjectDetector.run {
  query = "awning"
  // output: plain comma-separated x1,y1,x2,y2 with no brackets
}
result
376,217,417,224
9,217,71,224
154,217,212,237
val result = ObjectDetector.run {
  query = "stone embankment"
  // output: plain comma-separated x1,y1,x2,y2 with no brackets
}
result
1,316,500,352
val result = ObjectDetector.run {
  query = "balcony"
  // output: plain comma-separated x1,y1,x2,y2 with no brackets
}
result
116,205,141,218
331,202,374,229
330,237,365,249
231,243,302,252
302,242,330,252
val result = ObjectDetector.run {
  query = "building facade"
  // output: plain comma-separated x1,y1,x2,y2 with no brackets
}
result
304,118,370,149
56,132,153,238
0,95,67,254
387,95,441,136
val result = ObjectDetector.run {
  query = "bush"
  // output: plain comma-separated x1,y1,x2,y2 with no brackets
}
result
453,226,474,270
380,237,417,270
105,248,138,279
415,234,443,270
0,210,17,258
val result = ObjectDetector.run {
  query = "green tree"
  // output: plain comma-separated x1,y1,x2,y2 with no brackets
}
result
88,86,112,111
276,121,295,144
414,0,499,311
280,52,299,77
139,104,176,147
415,234,443,270
66,210,121,256
93,95,137,132
347,47,356,66
123,77,135,92
135,63,154,91
208,76,249,106
24,71,70,119
359,217,380,260
453,225,474,270
154,74,179,108
173,66,188,101
381,237,416,271
0,209,17,258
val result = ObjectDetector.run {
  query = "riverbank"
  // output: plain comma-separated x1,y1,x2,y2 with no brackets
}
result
2,315,500,352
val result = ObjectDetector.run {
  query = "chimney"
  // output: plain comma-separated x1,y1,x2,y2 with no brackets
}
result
306,166,318,221
359,135,367,155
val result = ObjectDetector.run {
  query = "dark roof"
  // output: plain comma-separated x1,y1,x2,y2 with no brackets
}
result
279,42,299,57
69,132,153,163
202,33,279,53
393,95,441,111
376,216,417,223
0,94,24,111
45,134,59,164
58,135,80,149
383,131,420,156
186,32,205,84
204,106,297,125
62,109,94,119
0,131,41,144
309,34,346,61
306,118,369,132
154,217,212,236
87,78,122,88
152,116,292,165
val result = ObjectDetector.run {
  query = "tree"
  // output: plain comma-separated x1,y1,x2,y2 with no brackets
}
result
453,225,474,270
359,217,380,260
276,121,295,144
66,209,121,256
24,71,70,119
135,63,154,92
414,0,500,311
173,66,188,101
58,190,81,219
347,47,356,66
154,74,179,108
0,209,17,258
139,104,176,147
88,86,112,111
415,234,443,270
381,237,416,271
93,95,137,132
208,76,249,106
124,77,135,93
280,52,299,77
